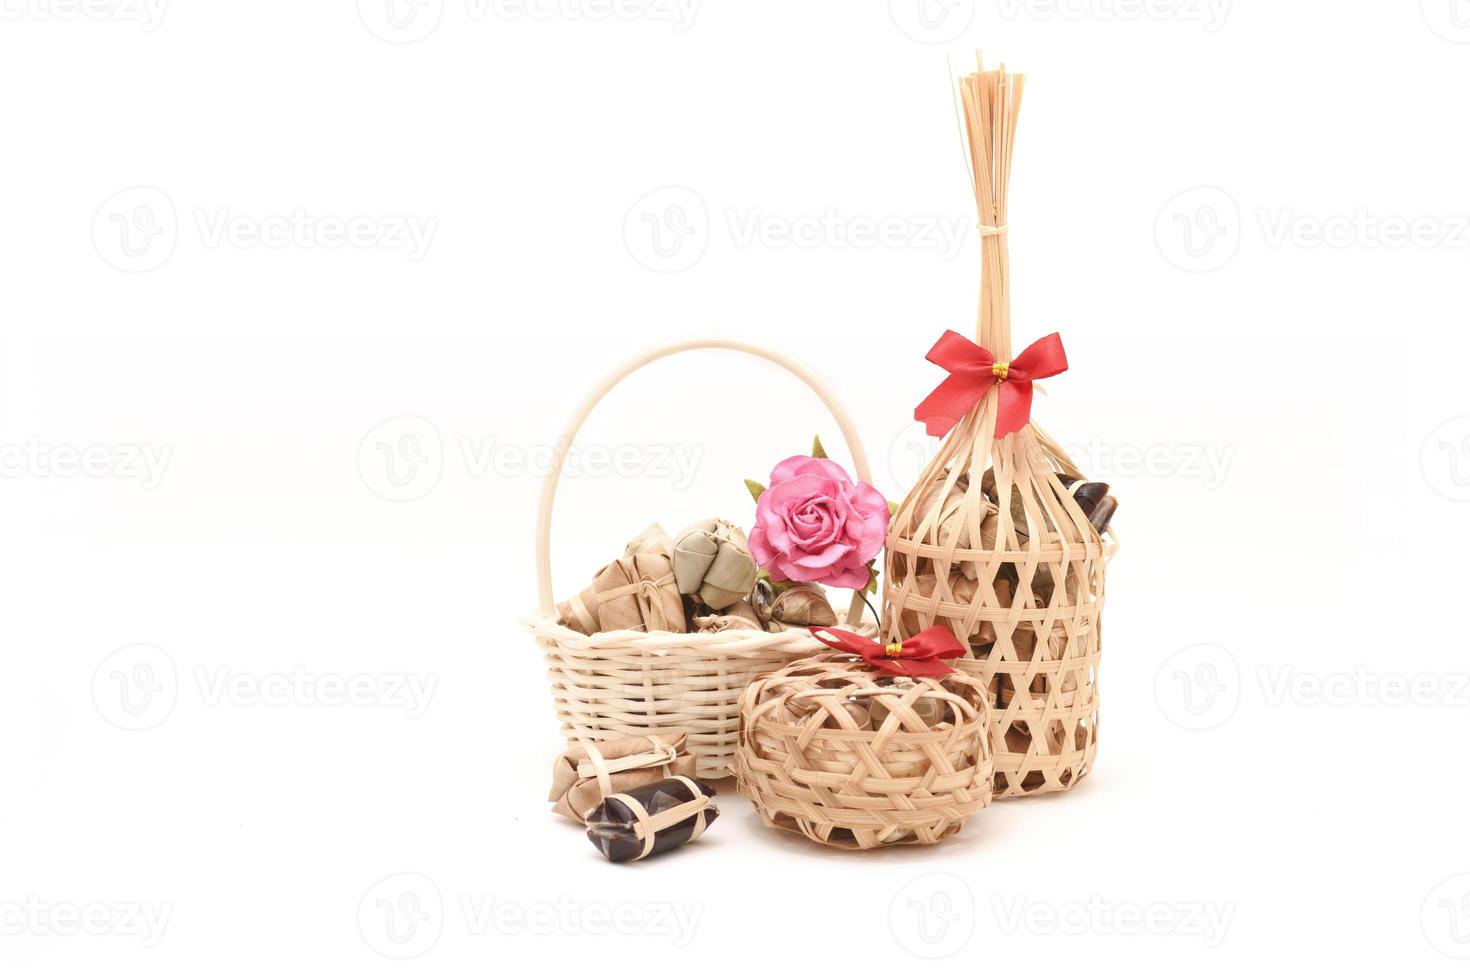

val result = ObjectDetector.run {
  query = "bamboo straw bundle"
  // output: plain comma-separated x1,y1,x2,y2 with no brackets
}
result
882,59,1115,798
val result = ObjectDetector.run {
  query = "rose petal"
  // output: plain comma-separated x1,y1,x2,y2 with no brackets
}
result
770,455,857,488
748,523,775,567
814,562,872,590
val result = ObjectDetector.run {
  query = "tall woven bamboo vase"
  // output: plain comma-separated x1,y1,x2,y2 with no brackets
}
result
529,338,876,780
882,64,1118,798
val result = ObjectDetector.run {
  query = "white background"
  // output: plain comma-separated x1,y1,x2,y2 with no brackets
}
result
4,0,1469,975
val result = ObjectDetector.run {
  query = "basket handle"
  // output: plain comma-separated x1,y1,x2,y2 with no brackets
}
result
536,338,874,627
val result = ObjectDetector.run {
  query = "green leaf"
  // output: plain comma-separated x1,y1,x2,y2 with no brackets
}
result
887,499,899,517
811,434,828,459
863,561,880,596
757,570,793,594
744,479,766,504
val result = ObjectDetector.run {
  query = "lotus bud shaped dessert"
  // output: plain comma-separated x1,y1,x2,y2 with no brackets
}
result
756,582,837,633
672,519,758,611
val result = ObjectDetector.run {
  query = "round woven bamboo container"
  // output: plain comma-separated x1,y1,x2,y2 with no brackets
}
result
882,62,1117,799
527,338,877,780
736,652,993,849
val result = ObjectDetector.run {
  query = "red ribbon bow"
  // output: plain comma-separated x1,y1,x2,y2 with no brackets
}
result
914,330,1068,439
808,626,966,679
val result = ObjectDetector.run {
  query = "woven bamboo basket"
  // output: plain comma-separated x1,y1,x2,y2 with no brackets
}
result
882,61,1118,799
528,338,877,780
735,652,993,849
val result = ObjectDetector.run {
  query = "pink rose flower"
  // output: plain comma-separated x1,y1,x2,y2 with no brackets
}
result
748,455,890,590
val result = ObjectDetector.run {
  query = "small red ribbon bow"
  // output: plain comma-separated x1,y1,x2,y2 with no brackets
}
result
808,626,966,679
914,330,1068,439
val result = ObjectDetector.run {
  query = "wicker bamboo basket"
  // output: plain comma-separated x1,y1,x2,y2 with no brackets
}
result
528,338,877,780
736,651,993,849
882,62,1118,798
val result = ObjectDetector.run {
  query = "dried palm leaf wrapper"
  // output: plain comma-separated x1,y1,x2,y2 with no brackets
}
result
555,524,685,634
882,59,1116,798
548,731,698,823
754,581,837,633
692,597,763,633
584,776,719,863
672,519,758,610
